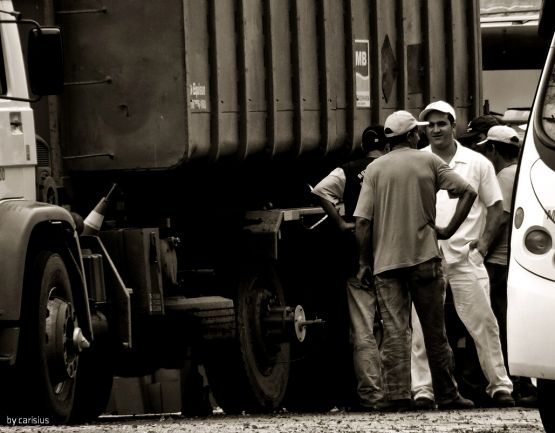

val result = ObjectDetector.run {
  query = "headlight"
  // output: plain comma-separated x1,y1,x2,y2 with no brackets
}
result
524,229,552,255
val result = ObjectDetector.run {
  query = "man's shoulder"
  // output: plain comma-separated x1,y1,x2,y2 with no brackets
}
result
341,156,373,170
417,145,440,161
416,146,445,164
456,142,490,165
498,164,517,182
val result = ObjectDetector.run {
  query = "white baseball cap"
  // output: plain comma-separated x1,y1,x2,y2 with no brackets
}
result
419,100,457,122
384,110,428,137
477,125,520,147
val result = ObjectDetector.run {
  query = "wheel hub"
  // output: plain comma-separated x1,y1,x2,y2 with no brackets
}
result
251,289,281,371
45,297,80,383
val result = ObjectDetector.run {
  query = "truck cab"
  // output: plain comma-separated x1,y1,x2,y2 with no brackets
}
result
0,5,39,201
0,3,92,423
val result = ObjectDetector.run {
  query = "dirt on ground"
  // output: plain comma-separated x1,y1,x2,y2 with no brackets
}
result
0,407,544,433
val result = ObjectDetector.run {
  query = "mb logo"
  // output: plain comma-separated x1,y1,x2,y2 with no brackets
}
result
356,51,367,67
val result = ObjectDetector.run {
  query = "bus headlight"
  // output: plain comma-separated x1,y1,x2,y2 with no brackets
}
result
524,229,552,254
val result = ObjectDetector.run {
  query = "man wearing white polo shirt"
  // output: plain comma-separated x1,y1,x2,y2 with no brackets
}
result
411,101,515,409
354,110,476,411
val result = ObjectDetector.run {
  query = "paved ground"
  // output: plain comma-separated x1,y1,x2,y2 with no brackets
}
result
0,407,544,433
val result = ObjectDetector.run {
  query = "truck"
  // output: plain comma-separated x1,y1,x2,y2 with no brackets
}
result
0,0,482,423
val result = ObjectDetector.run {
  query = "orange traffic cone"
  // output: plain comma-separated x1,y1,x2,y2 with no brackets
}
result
82,183,117,236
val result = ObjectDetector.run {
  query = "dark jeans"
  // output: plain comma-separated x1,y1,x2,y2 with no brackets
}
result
486,262,508,368
375,258,459,403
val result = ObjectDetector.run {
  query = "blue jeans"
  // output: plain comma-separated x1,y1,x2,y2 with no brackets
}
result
347,277,384,406
375,258,459,404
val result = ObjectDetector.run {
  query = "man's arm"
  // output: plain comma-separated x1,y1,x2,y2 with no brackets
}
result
312,168,353,232
355,216,373,280
436,186,477,240
486,210,511,252
316,196,354,233
470,200,503,256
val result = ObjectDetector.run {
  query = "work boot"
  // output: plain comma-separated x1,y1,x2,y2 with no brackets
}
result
491,390,515,408
375,399,413,412
438,395,475,410
516,394,538,408
412,397,435,410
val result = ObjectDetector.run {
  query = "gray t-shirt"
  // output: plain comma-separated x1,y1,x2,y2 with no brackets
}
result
486,164,516,266
354,147,471,275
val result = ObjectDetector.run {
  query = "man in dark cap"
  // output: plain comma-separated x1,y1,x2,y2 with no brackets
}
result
312,125,388,411
458,115,502,150
312,125,387,234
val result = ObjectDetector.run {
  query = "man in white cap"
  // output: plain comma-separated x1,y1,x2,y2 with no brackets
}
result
476,125,537,406
354,110,476,411
412,101,515,409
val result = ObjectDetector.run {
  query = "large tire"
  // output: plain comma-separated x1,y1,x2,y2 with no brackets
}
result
538,378,555,433
202,265,290,414
279,227,356,412
12,251,78,423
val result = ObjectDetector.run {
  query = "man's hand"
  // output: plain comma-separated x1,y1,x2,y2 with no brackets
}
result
435,225,450,240
469,239,487,257
339,220,356,233
356,265,372,283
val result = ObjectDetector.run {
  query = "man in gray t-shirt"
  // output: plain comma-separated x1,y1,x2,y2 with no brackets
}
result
354,110,477,411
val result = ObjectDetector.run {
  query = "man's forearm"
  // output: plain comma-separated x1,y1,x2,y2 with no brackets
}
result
317,196,345,230
479,200,504,252
441,187,477,239
355,217,373,267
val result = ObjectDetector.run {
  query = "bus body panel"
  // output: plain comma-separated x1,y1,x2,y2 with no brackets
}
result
508,262,555,378
507,31,555,380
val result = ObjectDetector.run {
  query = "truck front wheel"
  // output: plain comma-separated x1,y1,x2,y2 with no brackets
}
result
14,251,78,423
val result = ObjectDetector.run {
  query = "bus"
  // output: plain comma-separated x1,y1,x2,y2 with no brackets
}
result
507,1,555,431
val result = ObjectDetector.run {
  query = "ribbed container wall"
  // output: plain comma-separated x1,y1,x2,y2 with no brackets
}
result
52,0,481,172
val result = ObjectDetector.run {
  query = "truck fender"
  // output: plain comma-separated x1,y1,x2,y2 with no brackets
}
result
243,210,284,260
243,207,327,260
0,199,91,339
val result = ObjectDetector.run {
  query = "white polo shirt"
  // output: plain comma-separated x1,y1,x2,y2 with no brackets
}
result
421,142,502,264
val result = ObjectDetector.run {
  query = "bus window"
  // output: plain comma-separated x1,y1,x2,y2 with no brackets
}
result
541,64,555,143
0,33,7,94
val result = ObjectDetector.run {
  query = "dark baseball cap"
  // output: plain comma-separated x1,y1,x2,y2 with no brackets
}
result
459,115,501,140
362,124,387,152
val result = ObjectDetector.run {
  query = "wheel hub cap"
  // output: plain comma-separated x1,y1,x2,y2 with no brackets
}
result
45,297,79,382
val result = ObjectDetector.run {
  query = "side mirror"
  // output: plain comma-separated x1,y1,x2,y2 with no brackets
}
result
27,27,63,96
